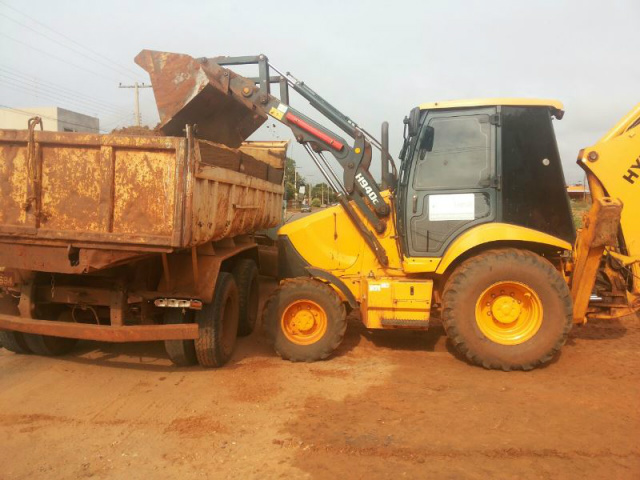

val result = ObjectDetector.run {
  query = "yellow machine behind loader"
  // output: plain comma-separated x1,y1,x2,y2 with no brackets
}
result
130,50,638,371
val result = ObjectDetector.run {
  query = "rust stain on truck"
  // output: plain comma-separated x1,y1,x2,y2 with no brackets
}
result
0,50,288,350
135,50,267,148
0,127,286,273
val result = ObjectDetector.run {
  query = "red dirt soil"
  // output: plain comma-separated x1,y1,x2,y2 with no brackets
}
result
0,279,638,479
110,125,161,136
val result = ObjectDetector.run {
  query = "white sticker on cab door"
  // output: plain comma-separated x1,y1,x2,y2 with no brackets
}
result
428,193,475,221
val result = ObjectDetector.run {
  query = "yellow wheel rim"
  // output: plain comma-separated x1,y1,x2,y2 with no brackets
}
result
475,281,543,345
281,299,328,346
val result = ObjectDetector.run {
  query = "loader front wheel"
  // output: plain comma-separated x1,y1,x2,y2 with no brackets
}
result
264,278,346,362
442,248,572,371
194,272,239,368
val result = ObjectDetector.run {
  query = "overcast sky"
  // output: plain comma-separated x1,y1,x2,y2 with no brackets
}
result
1,0,638,184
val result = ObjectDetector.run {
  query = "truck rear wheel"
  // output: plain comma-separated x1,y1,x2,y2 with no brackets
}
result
232,259,259,337
194,272,239,368
23,310,78,356
442,248,572,371
263,278,347,362
0,296,31,354
164,309,198,366
0,331,31,354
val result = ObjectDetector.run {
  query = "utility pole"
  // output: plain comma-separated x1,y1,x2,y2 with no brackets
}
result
306,175,314,206
119,82,152,126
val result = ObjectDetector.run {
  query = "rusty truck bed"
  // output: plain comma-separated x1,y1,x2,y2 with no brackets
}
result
0,128,286,273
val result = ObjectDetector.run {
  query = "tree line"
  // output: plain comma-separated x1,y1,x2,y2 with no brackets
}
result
285,157,338,205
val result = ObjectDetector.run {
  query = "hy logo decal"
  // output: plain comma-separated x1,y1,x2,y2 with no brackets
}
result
623,156,640,185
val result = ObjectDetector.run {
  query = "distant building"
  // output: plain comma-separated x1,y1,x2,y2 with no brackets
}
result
0,106,99,133
566,184,590,201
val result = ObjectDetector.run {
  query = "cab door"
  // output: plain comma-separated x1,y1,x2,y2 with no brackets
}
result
405,107,498,257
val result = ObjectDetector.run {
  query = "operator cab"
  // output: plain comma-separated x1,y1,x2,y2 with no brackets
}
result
397,98,574,257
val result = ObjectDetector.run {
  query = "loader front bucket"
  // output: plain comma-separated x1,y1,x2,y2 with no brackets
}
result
135,50,267,147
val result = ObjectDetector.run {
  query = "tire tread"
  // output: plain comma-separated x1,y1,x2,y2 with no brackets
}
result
164,308,198,366
233,259,259,337
442,248,572,371
195,272,239,368
263,277,347,362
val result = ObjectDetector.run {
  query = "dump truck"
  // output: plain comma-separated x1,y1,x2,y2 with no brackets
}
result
0,113,288,367
1,49,638,371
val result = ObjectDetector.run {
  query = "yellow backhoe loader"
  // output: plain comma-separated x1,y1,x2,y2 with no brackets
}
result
266,100,638,370
126,51,640,370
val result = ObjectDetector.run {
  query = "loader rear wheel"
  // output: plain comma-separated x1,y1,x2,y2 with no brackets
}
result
232,259,259,337
442,248,572,371
164,309,198,367
0,296,31,354
23,311,78,356
263,278,346,362
194,272,239,368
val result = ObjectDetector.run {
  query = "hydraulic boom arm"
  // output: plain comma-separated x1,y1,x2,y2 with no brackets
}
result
136,50,393,266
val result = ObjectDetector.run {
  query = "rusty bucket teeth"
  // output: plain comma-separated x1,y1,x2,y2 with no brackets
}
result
135,50,266,148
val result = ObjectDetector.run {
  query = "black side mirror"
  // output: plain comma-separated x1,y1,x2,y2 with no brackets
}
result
418,125,435,160
407,107,421,137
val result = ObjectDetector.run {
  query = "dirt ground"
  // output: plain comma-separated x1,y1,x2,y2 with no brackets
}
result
0,278,638,480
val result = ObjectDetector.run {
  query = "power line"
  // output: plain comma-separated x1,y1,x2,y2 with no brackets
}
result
0,81,113,116
0,81,122,122
0,78,124,118
0,104,106,133
0,65,118,108
0,72,123,115
0,12,140,82
0,68,123,113
101,112,137,131
0,33,121,83
0,0,141,78
0,69,124,113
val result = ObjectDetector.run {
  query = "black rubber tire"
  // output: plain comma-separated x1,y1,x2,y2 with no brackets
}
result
442,248,573,371
0,332,31,354
24,333,77,356
0,296,31,354
263,278,347,362
194,272,239,368
23,310,78,356
164,308,198,367
0,331,31,354
232,259,259,337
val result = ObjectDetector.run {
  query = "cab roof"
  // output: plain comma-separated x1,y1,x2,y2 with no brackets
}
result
419,98,564,116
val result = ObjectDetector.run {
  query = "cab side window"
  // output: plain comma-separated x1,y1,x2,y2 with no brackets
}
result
413,115,492,190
